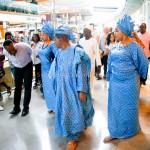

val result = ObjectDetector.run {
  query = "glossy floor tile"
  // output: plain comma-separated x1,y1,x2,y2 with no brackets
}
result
0,66,150,150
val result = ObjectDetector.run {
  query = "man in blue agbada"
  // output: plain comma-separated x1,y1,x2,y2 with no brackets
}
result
49,25,95,150
104,14,149,142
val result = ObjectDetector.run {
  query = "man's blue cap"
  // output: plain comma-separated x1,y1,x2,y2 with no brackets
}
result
55,25,75,40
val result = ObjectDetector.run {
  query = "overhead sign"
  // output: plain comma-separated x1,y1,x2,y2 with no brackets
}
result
0,12,41,23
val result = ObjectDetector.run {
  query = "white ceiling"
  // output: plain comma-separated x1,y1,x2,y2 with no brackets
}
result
10,0,145,16
7,0,145,24
38,0,123,13
38,0,126,24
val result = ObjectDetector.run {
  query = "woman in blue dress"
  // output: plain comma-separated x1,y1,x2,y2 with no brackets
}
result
38,23,57,112
104,15,149,142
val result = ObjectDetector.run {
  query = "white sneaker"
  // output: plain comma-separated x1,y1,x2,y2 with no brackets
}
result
0,106,4,111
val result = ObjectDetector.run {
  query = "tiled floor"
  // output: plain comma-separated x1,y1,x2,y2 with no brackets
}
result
0,69,150,150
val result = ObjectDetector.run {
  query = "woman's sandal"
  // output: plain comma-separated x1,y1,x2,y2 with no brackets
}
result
103,136,117,143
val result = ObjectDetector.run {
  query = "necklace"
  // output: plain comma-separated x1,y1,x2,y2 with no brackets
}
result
42,44,49,50
117,42,123,51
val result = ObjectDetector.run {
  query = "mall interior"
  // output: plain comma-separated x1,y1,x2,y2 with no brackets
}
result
0,0,150,150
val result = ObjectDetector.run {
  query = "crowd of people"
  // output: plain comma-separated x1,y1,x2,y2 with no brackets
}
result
0,14,149,150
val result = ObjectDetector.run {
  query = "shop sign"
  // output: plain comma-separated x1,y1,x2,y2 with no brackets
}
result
0,13,41,23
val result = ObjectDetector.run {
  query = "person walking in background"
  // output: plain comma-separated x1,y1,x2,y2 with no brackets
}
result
89,23,102,80
102,32,116,79
79,25,101,99
49,25,94,150
104,14,149,142
138,23,150,59
99,27,109,78
38,23,57,113
105,32,115,54
137,23,150,85
89,23,101,45
3,40,33,117
31,34,42,89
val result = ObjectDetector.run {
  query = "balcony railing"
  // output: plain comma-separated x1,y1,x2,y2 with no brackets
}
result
0,0,38,15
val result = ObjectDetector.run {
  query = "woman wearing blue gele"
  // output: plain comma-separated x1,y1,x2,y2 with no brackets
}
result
38,23,57,113
104,14,149,142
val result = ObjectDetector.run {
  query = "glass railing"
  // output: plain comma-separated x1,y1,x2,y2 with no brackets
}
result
0,0,38,15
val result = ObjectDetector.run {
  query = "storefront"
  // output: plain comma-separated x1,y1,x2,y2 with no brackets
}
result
0,11,41,39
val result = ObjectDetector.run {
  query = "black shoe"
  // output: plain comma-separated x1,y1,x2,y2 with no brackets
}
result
96,74,102,80
40,86,43,93
141,81,146,85
21,109,29,117
37,81,42,85
103,75,106,79
143,82,146,85
10,108,21,115
33,83,37,89
7,87,12,96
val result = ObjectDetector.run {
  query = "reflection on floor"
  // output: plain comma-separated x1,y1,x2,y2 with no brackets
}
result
0,69,150,150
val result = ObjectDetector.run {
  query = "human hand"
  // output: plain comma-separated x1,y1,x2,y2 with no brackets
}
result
31,43,34,47
79,92,86,102
104,48,110,55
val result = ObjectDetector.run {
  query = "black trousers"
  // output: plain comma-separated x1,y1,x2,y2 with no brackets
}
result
14,61,33,110
101,55,108,76
34,63,41,84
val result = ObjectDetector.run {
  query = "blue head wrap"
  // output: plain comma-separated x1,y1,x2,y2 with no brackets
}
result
70,33,77,42
41,23,54,40
55,25,73,40
116,14,135,37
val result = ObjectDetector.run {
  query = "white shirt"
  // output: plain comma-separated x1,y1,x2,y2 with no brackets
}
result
31,42,42,65
105,43,115,51
79,37,101,68
99,34,107,51
104,43,115,55
4,43,32,68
